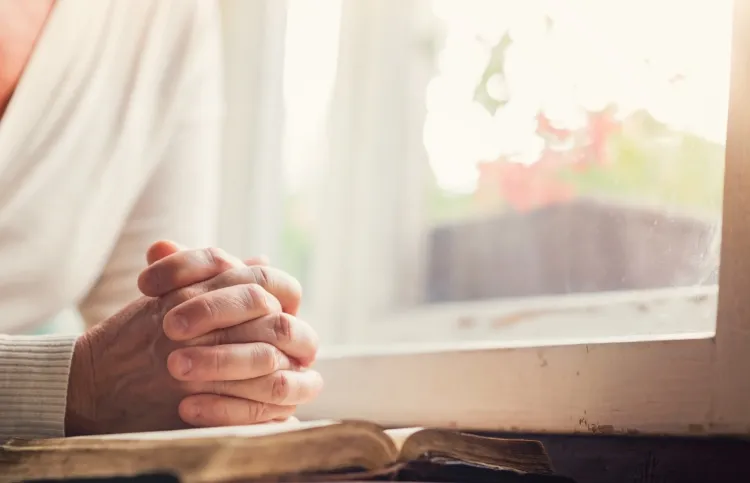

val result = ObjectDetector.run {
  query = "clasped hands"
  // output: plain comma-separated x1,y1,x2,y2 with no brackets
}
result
65,241,322,436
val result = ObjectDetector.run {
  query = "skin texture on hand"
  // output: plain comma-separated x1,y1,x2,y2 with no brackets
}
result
65,244,322,436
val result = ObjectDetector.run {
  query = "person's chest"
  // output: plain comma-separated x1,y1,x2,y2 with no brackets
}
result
0,1,188,328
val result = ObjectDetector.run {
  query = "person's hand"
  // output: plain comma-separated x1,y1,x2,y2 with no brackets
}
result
65,246,322,436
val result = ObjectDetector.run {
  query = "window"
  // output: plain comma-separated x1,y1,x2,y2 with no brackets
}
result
220,0,750,436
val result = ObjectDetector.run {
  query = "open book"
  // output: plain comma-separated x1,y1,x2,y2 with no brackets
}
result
0,420,572,482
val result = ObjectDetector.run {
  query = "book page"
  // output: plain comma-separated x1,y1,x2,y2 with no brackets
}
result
383,427,423,452
71,419,337,441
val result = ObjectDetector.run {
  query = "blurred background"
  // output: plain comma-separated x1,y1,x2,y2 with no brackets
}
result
220,0,731,348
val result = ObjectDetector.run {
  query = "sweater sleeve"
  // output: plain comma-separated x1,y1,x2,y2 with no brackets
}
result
0,335,77,442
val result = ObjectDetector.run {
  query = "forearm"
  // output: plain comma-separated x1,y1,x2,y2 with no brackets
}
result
0,335,78,442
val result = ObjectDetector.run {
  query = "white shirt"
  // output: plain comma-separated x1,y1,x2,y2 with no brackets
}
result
0,0,223,440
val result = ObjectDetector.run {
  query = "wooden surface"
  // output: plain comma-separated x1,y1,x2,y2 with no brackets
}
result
22,431,750,482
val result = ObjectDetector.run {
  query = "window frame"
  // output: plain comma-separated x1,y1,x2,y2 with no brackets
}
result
221,0,750,435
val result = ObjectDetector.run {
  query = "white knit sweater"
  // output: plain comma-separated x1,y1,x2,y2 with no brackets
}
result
0,0,223,440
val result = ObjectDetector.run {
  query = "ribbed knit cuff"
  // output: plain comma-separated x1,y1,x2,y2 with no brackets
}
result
0,335,78,442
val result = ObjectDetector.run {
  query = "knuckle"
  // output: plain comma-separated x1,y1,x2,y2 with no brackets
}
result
196,296,217,321
254,343,281,373
271,372,290,403
272,347,285,372
247,401,268,423
210,347,225,375
253,266,271,288
210,328,229,346
271,313,293,345
217,397,232,422
205,247,235,271
215,266,244,287
243,283,270,312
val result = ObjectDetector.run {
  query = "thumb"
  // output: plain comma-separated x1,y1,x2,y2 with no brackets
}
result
146,240,185,265
147,240,270,267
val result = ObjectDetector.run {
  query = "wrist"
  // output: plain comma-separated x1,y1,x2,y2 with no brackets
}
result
65,333,97,436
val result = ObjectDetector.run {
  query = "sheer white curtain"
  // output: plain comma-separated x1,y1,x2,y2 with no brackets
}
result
219,0,432,346
219,0,288,261
305,0,432,346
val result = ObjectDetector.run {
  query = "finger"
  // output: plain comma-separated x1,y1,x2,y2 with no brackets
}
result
179,395,296,427
146,240,185,265
139,247,244,297
203,265,302,316
167,342,294,381
244,255,270,266
202,313,318,366
163,284,281,341
202,370,324,406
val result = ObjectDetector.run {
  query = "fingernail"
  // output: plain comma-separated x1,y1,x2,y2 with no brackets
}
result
176,354,193,376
